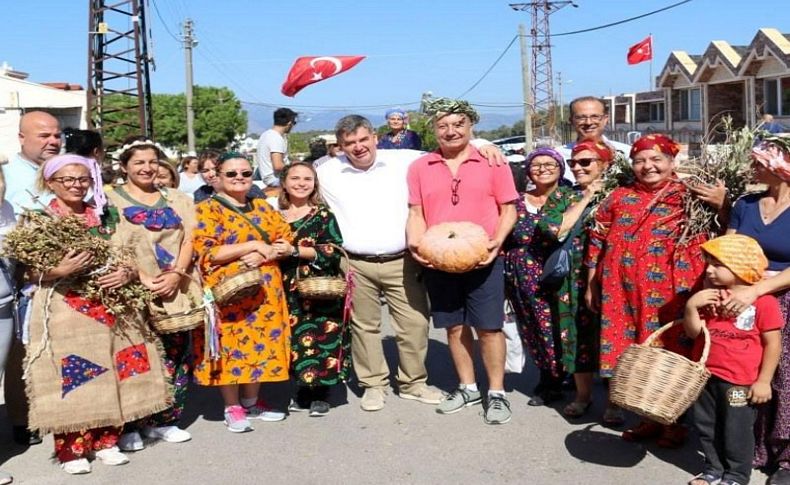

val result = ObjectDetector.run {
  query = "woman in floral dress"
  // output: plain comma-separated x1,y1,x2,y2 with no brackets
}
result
504,148,566,406
376,107,422,150
192,153,293,433
271,162,349,417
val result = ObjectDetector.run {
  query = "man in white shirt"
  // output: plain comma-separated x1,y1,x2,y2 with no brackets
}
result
316,115,503,412
255,107,297,188
7,111,62,215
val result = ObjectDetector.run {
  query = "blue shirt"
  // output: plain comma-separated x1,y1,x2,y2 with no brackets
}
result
377,130,422,150
6,153,52,217
729,193,790,271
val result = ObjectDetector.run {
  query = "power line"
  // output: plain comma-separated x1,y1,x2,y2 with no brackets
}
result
457,35,519,98
552,0,693,37
149,0,180,42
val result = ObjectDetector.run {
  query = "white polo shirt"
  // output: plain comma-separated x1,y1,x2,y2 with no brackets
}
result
316,149,422,255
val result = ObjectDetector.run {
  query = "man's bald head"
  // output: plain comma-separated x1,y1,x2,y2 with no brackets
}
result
19,111,62,165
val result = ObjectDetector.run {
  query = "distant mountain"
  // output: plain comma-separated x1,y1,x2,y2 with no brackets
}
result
243,102,522,135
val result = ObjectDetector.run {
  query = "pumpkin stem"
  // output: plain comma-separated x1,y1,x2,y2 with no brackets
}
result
447,231,457,239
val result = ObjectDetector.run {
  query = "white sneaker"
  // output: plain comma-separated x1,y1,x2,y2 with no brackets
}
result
141,425,191,443
94,446,129,466
118,431,145,451
61,458,91,474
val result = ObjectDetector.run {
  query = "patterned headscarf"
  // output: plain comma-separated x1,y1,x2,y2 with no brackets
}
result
423,97,480,124
525,147,566,179
572,140,614,162
385,107,408,121
43,154,107,215
701,234,768,284
629,134,680,159
751,137,790,183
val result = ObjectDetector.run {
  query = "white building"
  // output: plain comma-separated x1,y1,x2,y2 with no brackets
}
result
0,62,87,158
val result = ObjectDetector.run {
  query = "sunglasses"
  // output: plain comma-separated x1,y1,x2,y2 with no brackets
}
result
451,178,461,205
221,170,253,178
568,158,599,168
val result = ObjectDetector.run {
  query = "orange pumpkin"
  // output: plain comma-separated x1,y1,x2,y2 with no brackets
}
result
417,222,490,273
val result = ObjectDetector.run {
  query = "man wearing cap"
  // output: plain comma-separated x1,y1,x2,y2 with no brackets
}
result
316,113,505,412
406,98,518,425
256,107,297,188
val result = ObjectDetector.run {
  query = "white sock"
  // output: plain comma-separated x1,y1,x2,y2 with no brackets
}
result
240,397,257,408
488,390,505,398
461,383,478,392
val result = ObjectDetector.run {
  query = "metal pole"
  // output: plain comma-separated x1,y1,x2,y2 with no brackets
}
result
183,19,196,154
519,24,533,150
557,71,563,122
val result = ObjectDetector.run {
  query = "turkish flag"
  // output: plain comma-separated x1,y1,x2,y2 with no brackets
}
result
627,36,653,65
281,56,366,97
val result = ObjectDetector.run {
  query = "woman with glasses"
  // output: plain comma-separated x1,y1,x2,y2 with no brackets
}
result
504,148,567,406
107,137,203,451
194,150,266,203
535,140,611,419
24,154,171,474
192,152,293,433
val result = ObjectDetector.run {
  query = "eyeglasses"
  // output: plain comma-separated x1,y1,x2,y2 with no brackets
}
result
568,158,599,168
221,170,253,179
50,176,92,186
572,114,605,123
451,178,461,206
530,163,559,172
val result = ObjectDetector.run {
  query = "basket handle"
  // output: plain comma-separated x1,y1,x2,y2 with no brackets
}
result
294,243,349,282
642,319,711,365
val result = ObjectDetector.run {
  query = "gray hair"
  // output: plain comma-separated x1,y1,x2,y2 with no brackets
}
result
335,115,375,142
569,96,608,116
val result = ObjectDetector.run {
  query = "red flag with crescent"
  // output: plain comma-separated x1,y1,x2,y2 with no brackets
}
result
281,55,366,97
627,36,653,65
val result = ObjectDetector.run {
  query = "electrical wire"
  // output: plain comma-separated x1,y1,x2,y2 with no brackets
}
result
456,35,519,98
552,0,693,37
150,0,180,42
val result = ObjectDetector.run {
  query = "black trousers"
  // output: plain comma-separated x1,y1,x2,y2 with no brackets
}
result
693,375,757,484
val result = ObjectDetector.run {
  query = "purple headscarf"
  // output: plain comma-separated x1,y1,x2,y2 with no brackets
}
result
385,107,408,121
525,147,566,180
43,154,107,215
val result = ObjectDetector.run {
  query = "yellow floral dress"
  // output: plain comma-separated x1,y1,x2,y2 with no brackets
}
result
192,197,293,385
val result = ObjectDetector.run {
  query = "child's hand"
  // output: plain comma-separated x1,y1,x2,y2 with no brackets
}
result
749,381,772,404
687,289,721,311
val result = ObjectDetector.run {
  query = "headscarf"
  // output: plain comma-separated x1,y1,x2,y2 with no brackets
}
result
423,97,480,124
43,154,106,215
525,147,566,179
385,107,408,122
701,234,768,284
629,134,680,159
572,140,614,163
751,138,790,183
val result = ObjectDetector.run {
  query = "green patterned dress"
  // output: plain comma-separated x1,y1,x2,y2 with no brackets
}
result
536,186,599,374
279,205,350,388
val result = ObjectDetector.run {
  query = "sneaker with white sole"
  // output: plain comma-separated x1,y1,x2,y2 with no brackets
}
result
436,387,482,414
288,400,309,413
244,400,286,422
484,395,512,425
94,446,129,466
117,431,145,452
224,405,253,433
399,384,444,404
141,425,191,443
360,388,387,411
309,400,331,417
61,458,91,475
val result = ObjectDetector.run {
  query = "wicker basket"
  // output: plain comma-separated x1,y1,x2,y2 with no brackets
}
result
151,307,204,334
211,268,263,304
295,244,349,300
609,321,711,425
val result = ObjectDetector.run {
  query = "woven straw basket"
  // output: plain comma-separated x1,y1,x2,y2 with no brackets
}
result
212,268,263,305
295,244,349,300
151,307,204,334
609,321,711,425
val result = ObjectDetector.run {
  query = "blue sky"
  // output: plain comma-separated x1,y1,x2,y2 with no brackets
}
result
1,0,785,122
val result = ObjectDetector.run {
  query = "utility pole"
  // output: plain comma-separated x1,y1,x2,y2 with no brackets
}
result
518,24,532,150
183,19,197,154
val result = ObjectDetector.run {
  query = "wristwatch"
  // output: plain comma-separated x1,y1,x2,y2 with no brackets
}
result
291,246,300,258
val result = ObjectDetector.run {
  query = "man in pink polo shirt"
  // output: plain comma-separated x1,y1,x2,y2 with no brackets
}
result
406,98,518,425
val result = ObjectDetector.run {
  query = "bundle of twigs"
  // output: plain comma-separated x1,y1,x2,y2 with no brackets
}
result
587,152,635,222
3,211,151,315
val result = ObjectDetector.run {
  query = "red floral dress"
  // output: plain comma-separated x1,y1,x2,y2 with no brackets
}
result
586,180,706,377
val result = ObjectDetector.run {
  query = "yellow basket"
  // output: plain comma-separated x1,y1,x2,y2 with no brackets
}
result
295,244,349,300
609,321,711,425
211,268,263,305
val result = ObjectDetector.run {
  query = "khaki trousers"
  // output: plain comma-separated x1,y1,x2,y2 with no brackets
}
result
345,255,429,392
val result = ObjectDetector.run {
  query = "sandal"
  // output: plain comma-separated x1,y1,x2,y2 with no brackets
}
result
563,400,592,418
688,472,721,485
622,420,663,442
657,424,689,448
602,406,626,427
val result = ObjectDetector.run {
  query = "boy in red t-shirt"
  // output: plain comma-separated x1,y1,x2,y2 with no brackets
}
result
684,234,783,485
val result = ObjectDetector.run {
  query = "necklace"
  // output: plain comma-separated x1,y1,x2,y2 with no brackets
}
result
760,196,790,223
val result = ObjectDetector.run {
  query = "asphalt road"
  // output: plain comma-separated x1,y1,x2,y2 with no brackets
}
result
0,320,770,485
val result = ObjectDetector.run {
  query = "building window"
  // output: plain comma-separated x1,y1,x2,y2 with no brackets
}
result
764,77,790,116
678,88,701,121
649,102,665,122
